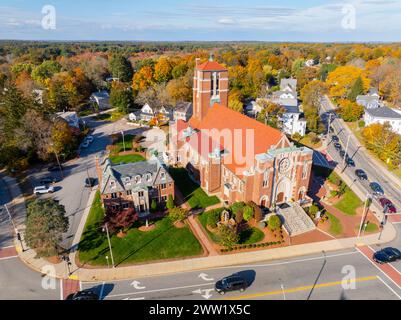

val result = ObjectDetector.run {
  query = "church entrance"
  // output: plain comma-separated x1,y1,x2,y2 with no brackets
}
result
260,196,268,208
276,192,285,204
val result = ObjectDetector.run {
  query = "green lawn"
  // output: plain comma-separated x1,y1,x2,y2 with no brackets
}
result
198,210,223,243
115,134,134,152
109,154,146,165
334,187,362,216
356,222,379,233
238,227,265,244
326,212,343,235
78,191,202,266
169,168,220,209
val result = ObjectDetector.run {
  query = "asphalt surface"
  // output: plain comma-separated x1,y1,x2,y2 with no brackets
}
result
320,96,401,214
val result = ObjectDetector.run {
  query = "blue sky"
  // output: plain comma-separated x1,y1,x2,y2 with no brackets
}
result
1,0,401,41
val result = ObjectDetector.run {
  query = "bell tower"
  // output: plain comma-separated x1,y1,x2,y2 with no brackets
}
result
192,56,228,123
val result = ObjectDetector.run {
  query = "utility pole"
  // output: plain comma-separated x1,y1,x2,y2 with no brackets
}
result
52,145,64,180
358,194,370,238
104,223,115,268
342,135,351,168
326,112,333,142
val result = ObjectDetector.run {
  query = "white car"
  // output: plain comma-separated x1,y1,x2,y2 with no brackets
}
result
34,185,55,195
81,140,90,148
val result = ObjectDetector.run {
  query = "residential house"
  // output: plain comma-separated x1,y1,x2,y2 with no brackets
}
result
90,90,111,110
55,111,81,135
96,155,175,215
279,106,307,137
305,59,316,67
357,88,380,109
245,100,263,117
32,89,44,104
364,107,401,135
168,59,313,208
174,102,193,121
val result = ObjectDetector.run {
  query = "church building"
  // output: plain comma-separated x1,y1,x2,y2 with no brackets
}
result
168,58,313,208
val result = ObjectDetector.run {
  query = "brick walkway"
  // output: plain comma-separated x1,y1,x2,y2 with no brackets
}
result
187,215,218,256
387,214,401,224
62,279,80,300
0,246,17,259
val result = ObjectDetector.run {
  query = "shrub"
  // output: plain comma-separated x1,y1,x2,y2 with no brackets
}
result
268,214,282,231
243,206,254,222
231,202,246,215
358,120,365,128
218,224,239,249
206,210,221,228
168,207,188,222
328,172,342,186
330,190,339,198
150,199,157,212
104,207,139,234
248,201,263,222
166,194,175,210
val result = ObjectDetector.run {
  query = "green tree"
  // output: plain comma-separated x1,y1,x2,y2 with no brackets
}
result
268,214,282,231
218,224,239,248
109,54,133,82
166,194,175,210
110,81,134,114
31,60,61,85
168,207,188,222
151,199,157,212
25,199,69,257
348,76,364,102
243,206,254,222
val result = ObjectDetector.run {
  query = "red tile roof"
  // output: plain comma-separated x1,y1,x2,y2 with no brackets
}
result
188,103,286,176
196,60,227,71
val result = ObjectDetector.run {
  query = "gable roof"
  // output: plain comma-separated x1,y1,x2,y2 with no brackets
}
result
365,107,401,120
196,61,227,71
187,103,287,176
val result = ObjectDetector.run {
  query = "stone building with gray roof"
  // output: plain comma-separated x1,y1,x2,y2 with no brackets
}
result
96,155,175,215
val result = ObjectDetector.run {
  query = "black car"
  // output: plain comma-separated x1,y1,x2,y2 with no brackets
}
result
370,182,384,196
66,290,99,300
40,177,59,185
355,169,368,181
215,276,247,295
334,143,342,151
339,150,346,158
85,178,96,188
373,247,401,264
332,135,339,143
346,158,355,167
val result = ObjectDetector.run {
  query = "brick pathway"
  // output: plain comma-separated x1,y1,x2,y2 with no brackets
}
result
0,246,17,259
387,214,401,224
62,279,81,300
357,246,401,289
187,215,218,256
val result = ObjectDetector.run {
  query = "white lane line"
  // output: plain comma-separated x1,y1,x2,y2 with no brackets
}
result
377,276,401,300
356,247,401,290
99,282,106,300
0,245,15,249
60,279,63,301
0,255,17,261
82,251,359,287
106,282,215,299
79,281,83,292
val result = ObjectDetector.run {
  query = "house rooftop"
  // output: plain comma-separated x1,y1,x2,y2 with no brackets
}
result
365,107,401,119
196,60,227,72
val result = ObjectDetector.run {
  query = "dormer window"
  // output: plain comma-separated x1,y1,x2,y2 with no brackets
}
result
135,175,141,184
146,173,152,182
110,180,116,188
124,177,131,184
161,172,166,180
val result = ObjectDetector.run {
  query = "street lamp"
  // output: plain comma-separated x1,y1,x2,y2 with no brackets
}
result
61,255,72,276
358,193,371,238
103,223,115,268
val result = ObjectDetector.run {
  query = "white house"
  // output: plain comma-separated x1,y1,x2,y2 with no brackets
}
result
357,88,380,109
279,106,307,136
364,107,401,135
173,102,193,121
245,100,264,117
305,59,315,67
272,78,298,107
90,90,110,110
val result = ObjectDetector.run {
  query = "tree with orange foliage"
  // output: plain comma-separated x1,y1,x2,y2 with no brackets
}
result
132,65,154,92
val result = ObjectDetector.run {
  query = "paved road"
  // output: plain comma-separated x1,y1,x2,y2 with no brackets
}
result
27,117,148,250
76,224,401,301
320,96,401,214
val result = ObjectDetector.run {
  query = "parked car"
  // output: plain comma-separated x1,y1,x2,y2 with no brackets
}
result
34,185,55,195
346,157,355,167
379,198,397,214
40,177,59,185
215,276,247,295
66,290,99,300
355,169,368,181
370,182,384,196
81,140,90,148
332,135,339,143
85,178,96,188
334,143,342,151
339,150,346,158
373,247,401,264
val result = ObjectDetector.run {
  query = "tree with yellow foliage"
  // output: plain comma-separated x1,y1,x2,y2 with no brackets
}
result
326,66,370,100
132,65,154,92
154,57,174,83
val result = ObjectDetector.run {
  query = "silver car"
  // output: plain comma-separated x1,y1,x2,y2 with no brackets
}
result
33,185,55,195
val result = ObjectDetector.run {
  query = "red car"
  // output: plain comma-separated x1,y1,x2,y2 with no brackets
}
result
379,198,397,214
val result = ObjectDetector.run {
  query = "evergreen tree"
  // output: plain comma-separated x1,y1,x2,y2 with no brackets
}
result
109,54,133,82
348,76,364,102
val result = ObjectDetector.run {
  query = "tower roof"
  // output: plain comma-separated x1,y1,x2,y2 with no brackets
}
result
196,60,227,71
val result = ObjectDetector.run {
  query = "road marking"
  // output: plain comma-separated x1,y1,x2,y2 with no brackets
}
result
99,282,105,300
106,282,215,299
79,281,82,292
376,276,401,300
222,276,377,300
0,255,17,261
356,246,401,290
60,279,63,300
123,297,145,300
